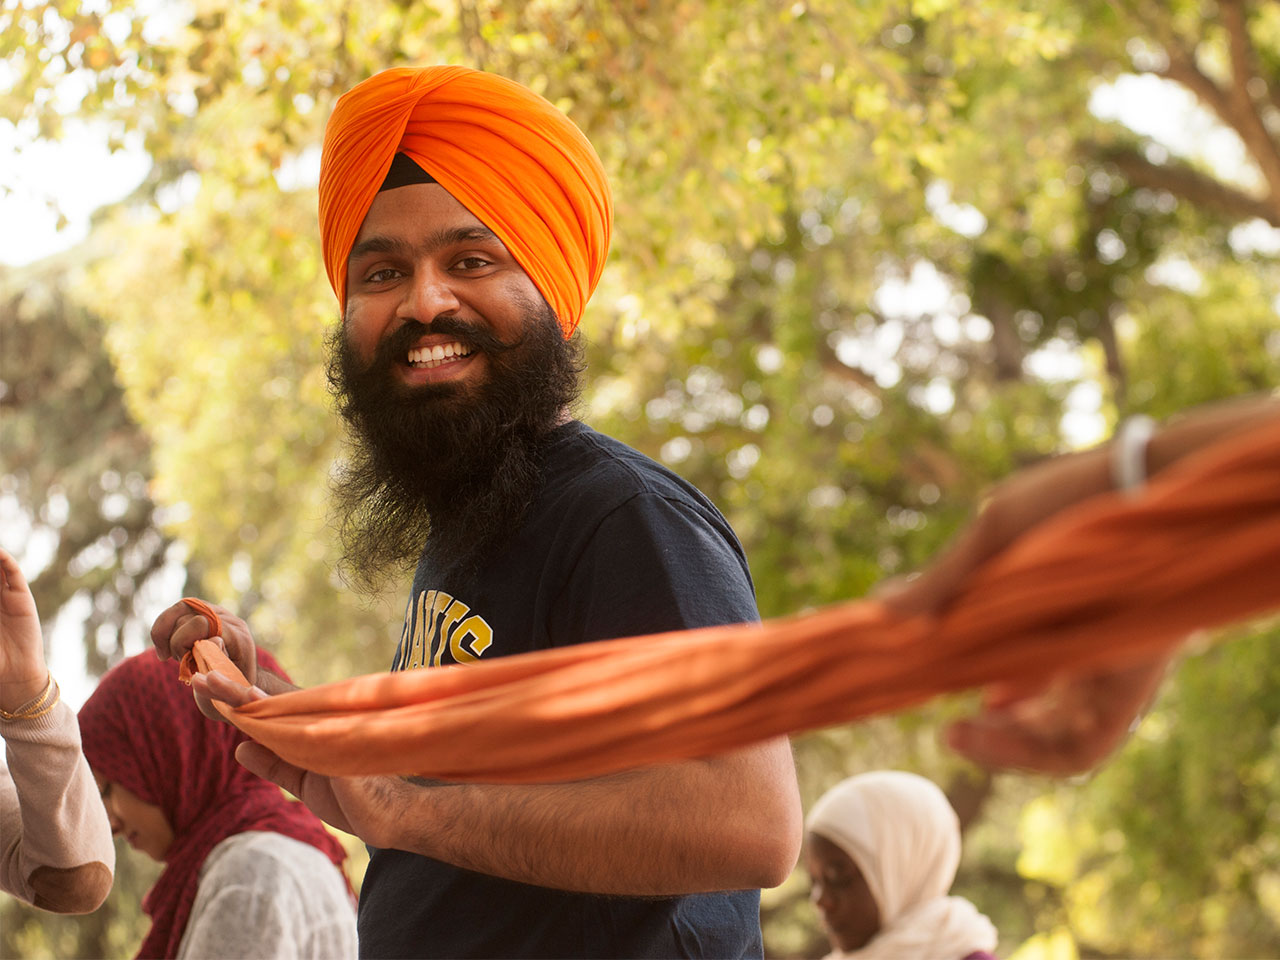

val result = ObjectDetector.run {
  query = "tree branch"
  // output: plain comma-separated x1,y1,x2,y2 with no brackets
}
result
1122,0,1234,123
1126,0,1280,221
1217,0,1280,198
1094,144,1280,225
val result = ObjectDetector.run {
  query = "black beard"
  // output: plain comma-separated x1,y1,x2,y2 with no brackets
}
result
325,303,583,592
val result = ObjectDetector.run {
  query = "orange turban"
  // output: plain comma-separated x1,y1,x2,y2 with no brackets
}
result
319,66,612,337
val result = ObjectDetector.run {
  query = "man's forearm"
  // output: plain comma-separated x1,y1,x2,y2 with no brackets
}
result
360,737,800,895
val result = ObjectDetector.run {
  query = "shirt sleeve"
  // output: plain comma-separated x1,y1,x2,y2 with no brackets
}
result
177,832,356,960
0,699,115,911
552,491,760,646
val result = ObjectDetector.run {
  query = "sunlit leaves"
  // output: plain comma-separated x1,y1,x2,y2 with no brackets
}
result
8,0,1280,955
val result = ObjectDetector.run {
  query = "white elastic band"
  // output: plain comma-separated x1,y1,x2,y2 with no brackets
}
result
1111,414,1156,494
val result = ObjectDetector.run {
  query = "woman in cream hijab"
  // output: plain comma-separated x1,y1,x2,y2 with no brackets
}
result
805,771,997,959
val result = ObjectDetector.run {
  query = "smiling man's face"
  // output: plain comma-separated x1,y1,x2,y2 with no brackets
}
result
342,181,544,397
326,180,583,588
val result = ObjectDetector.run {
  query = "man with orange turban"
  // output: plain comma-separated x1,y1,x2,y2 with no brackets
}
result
151,65,801,958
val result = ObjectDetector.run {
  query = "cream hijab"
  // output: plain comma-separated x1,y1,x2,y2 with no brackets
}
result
806,771,998,959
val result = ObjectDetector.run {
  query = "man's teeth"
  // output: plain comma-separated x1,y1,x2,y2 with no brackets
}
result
407,342,474,367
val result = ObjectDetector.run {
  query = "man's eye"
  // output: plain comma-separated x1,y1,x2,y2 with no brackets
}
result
366,268,401,283
454,257,491,271
100,782,113,800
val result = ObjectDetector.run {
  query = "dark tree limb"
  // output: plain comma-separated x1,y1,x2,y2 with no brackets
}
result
1093,144,1280,225
1218,0,1280,201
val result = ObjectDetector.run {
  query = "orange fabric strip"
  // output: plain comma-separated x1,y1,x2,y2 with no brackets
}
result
185,419,1280,783
177,597,223,684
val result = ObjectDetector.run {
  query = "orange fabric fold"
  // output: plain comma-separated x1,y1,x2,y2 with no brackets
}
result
186,420,1280,784
177,597,223,684
319,66,612,336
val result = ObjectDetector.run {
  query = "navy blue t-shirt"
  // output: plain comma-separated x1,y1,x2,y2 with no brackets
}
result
357,421,764,959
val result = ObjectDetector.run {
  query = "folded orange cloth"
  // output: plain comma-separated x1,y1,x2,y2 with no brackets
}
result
177,598,222,684
184,418,1280,783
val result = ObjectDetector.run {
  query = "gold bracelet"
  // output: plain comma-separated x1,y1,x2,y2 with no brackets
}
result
0,674,58,722
8,684,61,722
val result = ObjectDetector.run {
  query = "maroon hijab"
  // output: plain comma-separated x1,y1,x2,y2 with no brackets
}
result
79,650,348,959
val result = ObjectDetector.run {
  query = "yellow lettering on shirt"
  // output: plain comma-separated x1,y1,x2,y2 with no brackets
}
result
398,589,496,668
427,591,455,666
450,615,494,663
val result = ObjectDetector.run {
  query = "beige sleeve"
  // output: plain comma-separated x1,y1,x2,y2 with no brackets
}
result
0,699,114,913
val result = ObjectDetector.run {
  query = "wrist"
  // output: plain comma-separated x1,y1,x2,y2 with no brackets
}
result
0,671,55,718
0,671,50,710
1111,414,1156,495
361,775,441,853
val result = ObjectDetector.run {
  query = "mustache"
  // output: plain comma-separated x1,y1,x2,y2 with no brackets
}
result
375,316,520,368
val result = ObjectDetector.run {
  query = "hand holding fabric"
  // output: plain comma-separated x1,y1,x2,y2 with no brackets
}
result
880,393,1280,775
940,660,1170,775
152,599,259,685
152,599,299,720
186,642,387,841
192,668,351,830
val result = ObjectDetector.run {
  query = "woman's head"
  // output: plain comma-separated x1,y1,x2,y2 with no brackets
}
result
77,650,273,861
805,771,962,952
78,648,349,960
91,773,174,861
805,830,880,952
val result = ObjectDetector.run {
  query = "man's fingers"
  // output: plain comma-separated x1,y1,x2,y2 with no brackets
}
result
946,717,1100,776
151,604,211,660
151,599,233,660
196,669,266,707
150,601,188,659
171,614,219,660
188,685,227,723
236,742,307,797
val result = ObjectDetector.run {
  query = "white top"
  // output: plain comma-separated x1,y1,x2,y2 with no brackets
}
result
176,830,357,960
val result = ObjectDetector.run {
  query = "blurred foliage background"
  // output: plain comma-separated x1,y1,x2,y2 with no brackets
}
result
3,0,1280,956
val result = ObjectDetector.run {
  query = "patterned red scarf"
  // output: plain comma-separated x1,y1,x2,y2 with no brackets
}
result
79,650,348,959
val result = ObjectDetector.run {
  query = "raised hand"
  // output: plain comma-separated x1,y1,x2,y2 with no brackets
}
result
0,548,50,713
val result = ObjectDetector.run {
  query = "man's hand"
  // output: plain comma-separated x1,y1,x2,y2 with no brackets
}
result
943,658,1170,775
235,740,400,842
190,666,267,710
152,599,259,685
196,668,391,841
875,434,1174,777
152,599,296,720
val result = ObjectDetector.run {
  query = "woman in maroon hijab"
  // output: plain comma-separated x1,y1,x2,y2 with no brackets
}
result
78,650,356,959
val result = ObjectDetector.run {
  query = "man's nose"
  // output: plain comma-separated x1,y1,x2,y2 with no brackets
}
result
402,266,462,323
